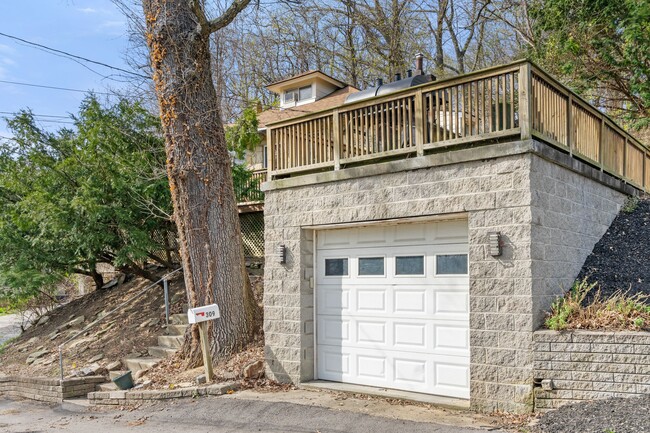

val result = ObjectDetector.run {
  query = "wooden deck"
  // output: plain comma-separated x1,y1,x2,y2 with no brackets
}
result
266,61,649,192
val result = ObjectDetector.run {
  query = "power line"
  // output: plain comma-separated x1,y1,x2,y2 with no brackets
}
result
0,116,75,125
0,32,150,79
0,111,70,119
0,79,114,96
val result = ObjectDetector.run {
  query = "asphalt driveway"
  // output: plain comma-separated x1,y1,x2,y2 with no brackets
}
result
0,395,505,433
0,314,20,346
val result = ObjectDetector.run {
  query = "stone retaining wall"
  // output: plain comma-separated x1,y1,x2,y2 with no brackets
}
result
0,375,105,403
533,330,650,411
88,382,238,405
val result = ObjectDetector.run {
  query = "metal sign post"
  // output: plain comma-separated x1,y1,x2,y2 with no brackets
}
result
187,304,220,381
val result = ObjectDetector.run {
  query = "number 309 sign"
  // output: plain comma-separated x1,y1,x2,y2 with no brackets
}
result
187,304,221,324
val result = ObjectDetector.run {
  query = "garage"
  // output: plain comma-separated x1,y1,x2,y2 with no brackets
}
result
315,219,470,399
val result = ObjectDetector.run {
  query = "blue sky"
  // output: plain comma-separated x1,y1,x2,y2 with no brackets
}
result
0,0,135,137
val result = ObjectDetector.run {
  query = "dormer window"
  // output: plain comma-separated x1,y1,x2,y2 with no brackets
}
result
284,85,312,104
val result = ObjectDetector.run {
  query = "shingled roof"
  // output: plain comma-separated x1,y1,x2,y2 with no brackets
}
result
258,85,359,129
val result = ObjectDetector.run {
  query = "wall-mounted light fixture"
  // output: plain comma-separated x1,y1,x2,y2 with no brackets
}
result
278,244,287,264
488,232,503,257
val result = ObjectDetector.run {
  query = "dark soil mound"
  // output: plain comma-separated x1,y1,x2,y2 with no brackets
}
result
534,396,650,433
577,198,650,300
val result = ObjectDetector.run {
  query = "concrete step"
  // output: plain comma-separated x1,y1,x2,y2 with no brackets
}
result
165,324,188,336
96,382,118,391
170,313,188,325
148,345,177,358
123,357,161,373
158,335,183,349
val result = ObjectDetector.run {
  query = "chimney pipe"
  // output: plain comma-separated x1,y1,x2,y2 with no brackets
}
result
375,78,384,87
394,72,402,82
406,69,413,78
415,53,424,75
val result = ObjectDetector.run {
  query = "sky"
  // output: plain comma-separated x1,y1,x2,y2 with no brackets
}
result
0,0,137,138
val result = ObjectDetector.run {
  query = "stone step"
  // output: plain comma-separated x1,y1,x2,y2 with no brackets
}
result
148,345,177,358
165,324,188,336
96,382,118,391
158,335,183,349
123,357,161,373
170,314,188,325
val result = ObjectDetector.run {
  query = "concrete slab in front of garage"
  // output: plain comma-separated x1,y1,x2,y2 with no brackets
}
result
301,380,470,410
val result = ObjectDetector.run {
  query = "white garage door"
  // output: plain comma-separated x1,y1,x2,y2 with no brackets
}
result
315,220,470,399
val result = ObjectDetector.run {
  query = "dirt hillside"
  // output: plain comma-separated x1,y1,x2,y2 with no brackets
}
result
0,269,185,378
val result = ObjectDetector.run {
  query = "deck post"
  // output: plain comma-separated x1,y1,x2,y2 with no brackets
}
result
414,89,425,157
519,63,532,140
567,94,573,156
267,127,274,181
332,110,341,170
599,117,605,172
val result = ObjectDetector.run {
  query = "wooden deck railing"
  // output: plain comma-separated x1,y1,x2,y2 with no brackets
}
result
235,169,266,203
267,61,649,192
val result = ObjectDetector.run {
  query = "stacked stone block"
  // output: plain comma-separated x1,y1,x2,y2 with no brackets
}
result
0,375,105,403
534,330,650,411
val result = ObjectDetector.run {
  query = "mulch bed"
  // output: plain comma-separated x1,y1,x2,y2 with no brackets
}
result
577,198,650,302
533,396,650,433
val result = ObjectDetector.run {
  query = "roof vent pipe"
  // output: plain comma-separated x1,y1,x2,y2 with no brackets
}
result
375,78,384,87
406,69,413,78
415,53,424,75
394,72,401,82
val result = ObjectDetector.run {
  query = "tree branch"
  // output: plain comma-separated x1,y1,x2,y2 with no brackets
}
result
205,0,253,34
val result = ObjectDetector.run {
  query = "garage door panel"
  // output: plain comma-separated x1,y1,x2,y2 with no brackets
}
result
357,354,387,379
317,346,470,397
394,322,426,348
435,291,469,315
357,320,386,344
318,317,351,344
434,324,470,353
435,363,470,391
316,220,470,399
393,288,427,313
319,315,468,356
357,289,387,312
317,286,351,314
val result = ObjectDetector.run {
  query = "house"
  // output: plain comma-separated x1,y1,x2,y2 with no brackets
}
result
256,58,650,413
236,71,360,259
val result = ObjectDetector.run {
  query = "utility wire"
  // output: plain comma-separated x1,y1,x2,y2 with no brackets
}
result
0,116,75,125
0,32,149,79
0,79,114,96
0,111,70,119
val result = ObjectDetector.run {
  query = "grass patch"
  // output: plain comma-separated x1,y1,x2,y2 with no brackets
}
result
546,278,650,331
621,195,640,213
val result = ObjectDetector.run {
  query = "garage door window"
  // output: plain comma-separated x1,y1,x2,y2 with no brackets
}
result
325,258,348,276
358,257,385,276
395,255,425,275
436,254,468,275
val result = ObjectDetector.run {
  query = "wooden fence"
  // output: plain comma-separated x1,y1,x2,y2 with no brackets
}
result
267,61,649,192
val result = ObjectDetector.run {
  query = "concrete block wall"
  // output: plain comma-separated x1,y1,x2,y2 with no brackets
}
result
529,157,626,328
0,375,104,403
264,153,537,412
263,143,632,413
534,330,650,411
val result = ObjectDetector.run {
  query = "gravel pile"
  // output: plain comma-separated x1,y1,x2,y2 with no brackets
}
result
534,395,650,433
577,198,650,301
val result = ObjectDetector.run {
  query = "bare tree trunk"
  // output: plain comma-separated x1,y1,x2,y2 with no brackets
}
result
142,0,259,366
